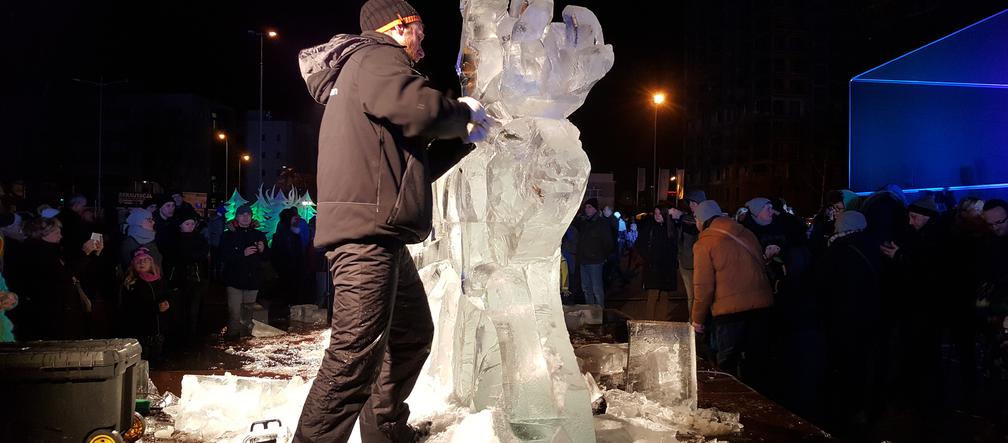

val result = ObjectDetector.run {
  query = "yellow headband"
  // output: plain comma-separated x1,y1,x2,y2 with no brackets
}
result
376,13,421,33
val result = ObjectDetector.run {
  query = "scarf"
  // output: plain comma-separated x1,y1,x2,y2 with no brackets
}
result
128,225,156,245
140,271,161,283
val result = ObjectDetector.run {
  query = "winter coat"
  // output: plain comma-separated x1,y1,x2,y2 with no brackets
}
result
574,213,614,265
167,232,209,285
272,209,309,302
636,217,678,290
818,231,882,340
673,212,700,270
691,217,774,323
219,222,269,290
121,278,170,340
298,31,473,247
4,239,89,340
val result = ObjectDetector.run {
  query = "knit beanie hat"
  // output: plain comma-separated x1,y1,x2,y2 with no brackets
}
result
176,207,199,225
236,203,253,216
40,208,60,219
908,194,939,218
126,208,152,227
685,189,707,204
156,194,175,210
835,210,867,233
583,198,599,211
695,200,723,224
745,197,771,216
360,0,420,33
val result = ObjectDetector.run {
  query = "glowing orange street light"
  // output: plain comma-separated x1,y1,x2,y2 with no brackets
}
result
238,154,252,194
267,31,278,38
242,154,251,161
650,91,667,205
217,132,226,140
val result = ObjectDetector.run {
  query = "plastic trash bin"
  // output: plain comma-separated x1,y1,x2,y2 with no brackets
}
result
0,339,142,443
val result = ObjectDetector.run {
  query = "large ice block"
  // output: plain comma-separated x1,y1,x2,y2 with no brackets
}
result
407,0,614,441
625,321,698,410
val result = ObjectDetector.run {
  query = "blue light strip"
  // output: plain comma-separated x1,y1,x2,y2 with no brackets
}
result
852,78,1008,89
852,8,1008,81
853,183,1008,196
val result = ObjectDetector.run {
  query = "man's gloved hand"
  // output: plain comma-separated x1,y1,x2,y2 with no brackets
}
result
464,122,489,144
458,96,487,125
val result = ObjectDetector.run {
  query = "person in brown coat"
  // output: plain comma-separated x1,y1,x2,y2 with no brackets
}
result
691,200,774,391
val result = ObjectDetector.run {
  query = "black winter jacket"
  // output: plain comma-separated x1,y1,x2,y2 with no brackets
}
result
219,222,269,290
574,213,614,265
298,31,473,247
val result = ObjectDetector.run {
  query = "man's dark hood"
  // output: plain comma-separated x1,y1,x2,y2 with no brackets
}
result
297,32,404,105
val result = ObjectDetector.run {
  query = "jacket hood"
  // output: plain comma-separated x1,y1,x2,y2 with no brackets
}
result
298,32,401,105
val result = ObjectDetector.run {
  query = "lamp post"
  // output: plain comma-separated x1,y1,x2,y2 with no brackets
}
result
248,29,278,186
217,132,229,194
239,154,251,194
652,92,666,206
72,76,127,210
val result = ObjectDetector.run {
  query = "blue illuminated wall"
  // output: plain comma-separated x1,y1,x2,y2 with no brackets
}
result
849,9,1008,194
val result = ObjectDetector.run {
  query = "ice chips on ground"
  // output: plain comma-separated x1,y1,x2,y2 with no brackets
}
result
603,389,742,438
251,319,287,338
167,373,309,442
221,328,330,378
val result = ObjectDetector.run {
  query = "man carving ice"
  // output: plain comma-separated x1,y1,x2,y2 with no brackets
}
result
295,1,488,441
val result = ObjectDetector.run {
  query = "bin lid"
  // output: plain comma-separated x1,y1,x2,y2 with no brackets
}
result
0,339,141,371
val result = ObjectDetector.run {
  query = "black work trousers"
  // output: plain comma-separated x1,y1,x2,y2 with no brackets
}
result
295,240,434,443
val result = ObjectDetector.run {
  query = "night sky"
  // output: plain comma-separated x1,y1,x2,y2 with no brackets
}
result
5,1,1006,200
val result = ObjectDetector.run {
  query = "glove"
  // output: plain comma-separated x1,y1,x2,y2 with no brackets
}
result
458,96,487,125
464,122,488,144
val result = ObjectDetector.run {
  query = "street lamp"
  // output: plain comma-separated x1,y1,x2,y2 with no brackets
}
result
651,92,666,206
248,29,278,186
238,154,251,194
72,76,127,210
216,131,229,195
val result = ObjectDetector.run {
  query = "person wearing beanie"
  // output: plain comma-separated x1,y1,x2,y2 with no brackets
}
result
121,247,172,363
296,0,493,437
153,194,178,246
574,198,614,309
745,197,773,226
121,208,163,270
219,200,267,342
690,199,774,391
817,208,882,430
907,194,939,231
879,192,948,411
667,189,706,314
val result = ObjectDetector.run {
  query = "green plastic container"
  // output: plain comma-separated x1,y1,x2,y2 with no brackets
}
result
0,339,142,442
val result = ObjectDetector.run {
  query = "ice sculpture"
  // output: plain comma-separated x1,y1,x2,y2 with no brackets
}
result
625,321,698,410
411,1,614,441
